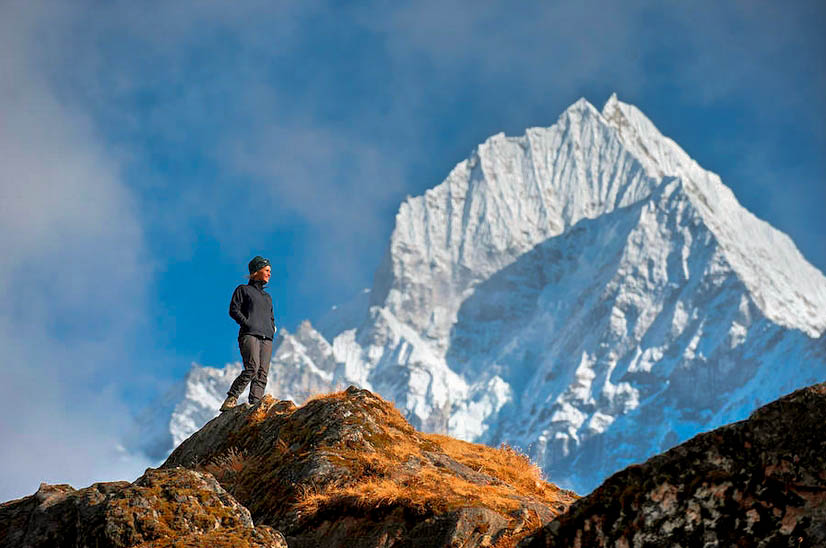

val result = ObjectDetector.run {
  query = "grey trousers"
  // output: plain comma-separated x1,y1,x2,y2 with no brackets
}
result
227,334,273,404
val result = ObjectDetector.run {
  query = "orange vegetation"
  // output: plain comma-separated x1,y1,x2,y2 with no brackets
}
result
197,389,577,545
293,392,576,527
425,434,556,502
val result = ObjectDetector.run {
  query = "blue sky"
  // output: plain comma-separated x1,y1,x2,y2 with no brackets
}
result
1,0,824,500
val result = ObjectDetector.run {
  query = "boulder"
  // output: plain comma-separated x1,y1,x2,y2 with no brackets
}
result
0,468,285,547
521,382,826,547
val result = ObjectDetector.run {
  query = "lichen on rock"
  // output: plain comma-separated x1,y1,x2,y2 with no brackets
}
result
520,382,826,547
0,468,285,548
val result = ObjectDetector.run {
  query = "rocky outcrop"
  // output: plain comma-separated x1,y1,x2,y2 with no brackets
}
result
162,386,577,547
3,383,825,546
0,468,286,548
521,382,826,547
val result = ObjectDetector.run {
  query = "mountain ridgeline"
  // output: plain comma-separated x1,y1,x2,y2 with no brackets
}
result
130,94,826,494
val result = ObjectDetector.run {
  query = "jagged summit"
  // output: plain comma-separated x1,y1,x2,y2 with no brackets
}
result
130,95,826,494
601,93,696,180
370,94,661,370
380,93,825,341
601,94,826,336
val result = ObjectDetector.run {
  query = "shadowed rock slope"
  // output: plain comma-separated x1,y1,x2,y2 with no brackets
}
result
520,381,826,548
162,386,578,547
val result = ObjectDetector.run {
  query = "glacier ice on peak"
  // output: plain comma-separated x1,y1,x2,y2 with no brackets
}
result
129,94,826,493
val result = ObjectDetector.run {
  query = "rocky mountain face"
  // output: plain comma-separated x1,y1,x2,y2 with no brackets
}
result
4,383,823,547
130,94,826,494
521,381,826,548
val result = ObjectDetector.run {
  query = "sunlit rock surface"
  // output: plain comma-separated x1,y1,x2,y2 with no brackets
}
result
0,468,285,547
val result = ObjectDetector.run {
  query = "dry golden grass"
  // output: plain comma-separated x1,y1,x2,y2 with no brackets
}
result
294,393,576,523
134,526,283,548
198,447,260,503
302,389,350,406
247,400,272,423
205,388,576,544
297,460,541,517
424,434,561,503
201,447,247,480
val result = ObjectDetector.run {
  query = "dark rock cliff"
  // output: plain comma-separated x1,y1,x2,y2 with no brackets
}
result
520,382,826,548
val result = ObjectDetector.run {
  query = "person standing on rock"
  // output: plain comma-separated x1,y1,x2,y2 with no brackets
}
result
221,256,277,412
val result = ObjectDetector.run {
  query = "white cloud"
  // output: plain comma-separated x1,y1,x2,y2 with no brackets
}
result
42,1,408,297
0,1,153,500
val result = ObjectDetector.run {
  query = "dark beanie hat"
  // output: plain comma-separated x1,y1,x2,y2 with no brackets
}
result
248,256,271,274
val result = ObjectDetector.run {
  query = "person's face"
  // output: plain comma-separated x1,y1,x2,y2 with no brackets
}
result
255,265,272,282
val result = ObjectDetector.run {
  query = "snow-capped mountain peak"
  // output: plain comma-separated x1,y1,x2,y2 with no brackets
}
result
131,95,826,494
600,95,826,337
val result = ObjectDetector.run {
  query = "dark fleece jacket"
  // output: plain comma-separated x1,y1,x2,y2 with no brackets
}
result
229,279,276,340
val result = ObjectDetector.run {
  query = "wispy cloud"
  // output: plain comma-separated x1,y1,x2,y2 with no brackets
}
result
44,1,410,299
0,1,153,500
219,121,405,286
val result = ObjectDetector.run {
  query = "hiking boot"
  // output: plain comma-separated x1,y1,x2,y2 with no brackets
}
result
220,395,237,412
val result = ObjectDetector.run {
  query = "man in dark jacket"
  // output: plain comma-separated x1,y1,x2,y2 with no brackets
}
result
220,255,277,411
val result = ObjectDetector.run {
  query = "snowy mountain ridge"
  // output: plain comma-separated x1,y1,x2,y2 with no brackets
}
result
129,94,826,493
604,94,825,337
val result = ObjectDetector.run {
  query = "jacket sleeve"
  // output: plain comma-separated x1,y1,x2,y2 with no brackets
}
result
229,286,248,326
271,301,276,334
